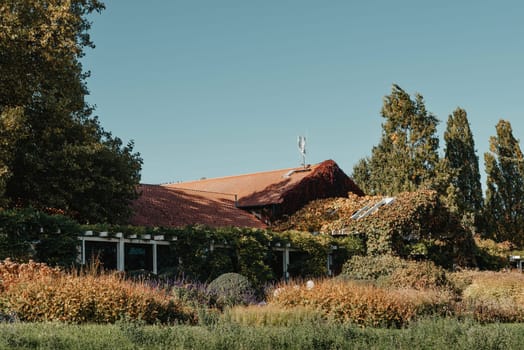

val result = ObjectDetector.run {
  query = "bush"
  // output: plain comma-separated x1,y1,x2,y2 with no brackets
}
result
341,254,408,280
269,279,453,328
341,255,451,290
207,273,256,308
473,236,511,270
0,208,80,265
459,271,524,322
386,260,450,290
0,260,196,324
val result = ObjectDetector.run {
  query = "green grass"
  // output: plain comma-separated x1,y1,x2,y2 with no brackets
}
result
1,318,524,350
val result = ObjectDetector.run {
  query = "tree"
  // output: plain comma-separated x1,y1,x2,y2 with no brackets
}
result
443,108,483,228
351,158,372,195
352,84,440,196
484,120,524,245
0,0,142,223
0,107,27,203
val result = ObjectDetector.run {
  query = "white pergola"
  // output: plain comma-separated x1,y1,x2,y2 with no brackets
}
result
78,231,174,274
78,231,338,277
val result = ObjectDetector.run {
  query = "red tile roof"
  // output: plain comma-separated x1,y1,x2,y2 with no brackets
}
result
165,160,362,208
130,184,267,229
130,160,363,228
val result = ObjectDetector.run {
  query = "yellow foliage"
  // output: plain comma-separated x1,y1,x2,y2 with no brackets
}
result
268,278,452,327
459,271,524,322
0,259,196,324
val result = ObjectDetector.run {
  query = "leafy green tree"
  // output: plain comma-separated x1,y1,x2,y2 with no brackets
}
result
0,107,27,203
484,120,524,245
352,85,440,196
351,158,372,194
0,0,142,223
443,108,483,228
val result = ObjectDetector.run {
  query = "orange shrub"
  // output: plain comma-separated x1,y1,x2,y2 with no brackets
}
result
0,258,62,292
269,279,453,328
459,271,524,322
0,259,196,324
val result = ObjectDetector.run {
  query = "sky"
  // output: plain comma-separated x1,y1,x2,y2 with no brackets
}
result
83,1,524,185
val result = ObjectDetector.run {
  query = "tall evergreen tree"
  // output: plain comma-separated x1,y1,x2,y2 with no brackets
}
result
443,108,483,228
352,84,440,196
484,120,524,245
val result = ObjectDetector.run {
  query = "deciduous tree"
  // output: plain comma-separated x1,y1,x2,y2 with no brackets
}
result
0,0,142,223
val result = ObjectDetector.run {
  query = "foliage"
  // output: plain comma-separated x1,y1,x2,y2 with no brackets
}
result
269,278,453,328
352,84,441,196
473,235,512,270
0,208,80,265
0,0,142,224
0,209,338,286
149,225,336,291
342,255,452,291
386,260,450,290
275,190,476,267
79,224,337,286
207,273,256,308
341,254,408,281
459,271,524,323
234,229,273,289
0,107,26,204
484,119,524,246
0,259,196,324
443,108,483,229
158,226,275,286
2,318,524,350
223,305,325,327
274,230,330,277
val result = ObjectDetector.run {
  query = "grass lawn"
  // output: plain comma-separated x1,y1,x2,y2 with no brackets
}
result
1,318,524,350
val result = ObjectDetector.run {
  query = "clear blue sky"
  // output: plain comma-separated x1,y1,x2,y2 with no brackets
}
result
83,1,524,185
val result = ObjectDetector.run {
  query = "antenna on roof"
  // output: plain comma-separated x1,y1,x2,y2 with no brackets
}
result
298,136,306,168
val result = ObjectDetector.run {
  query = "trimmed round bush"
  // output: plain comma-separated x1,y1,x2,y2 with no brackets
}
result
207,273,255,308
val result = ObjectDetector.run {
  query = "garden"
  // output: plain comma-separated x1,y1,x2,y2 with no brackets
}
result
1,253,524,349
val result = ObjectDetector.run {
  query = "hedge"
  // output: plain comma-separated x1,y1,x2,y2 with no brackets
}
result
0,209,362,287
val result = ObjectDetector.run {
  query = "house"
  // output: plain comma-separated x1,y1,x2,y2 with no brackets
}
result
79,159,364,274
130,159,364,228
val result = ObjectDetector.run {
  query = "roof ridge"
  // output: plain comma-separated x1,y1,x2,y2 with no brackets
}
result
169,163,317,185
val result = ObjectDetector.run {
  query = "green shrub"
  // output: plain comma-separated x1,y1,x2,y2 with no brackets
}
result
341,254,408,280
207,273,256,308
473,236,511,270
341,255,451,290
386,260,450,290
0,208,80,265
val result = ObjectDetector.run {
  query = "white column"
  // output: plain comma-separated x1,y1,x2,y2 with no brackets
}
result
152,241,158,275
117,238,125,271
283,246,290,281
81,238,86,265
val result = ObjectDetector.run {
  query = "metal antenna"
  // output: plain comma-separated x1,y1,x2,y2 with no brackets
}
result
298,136,306,168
